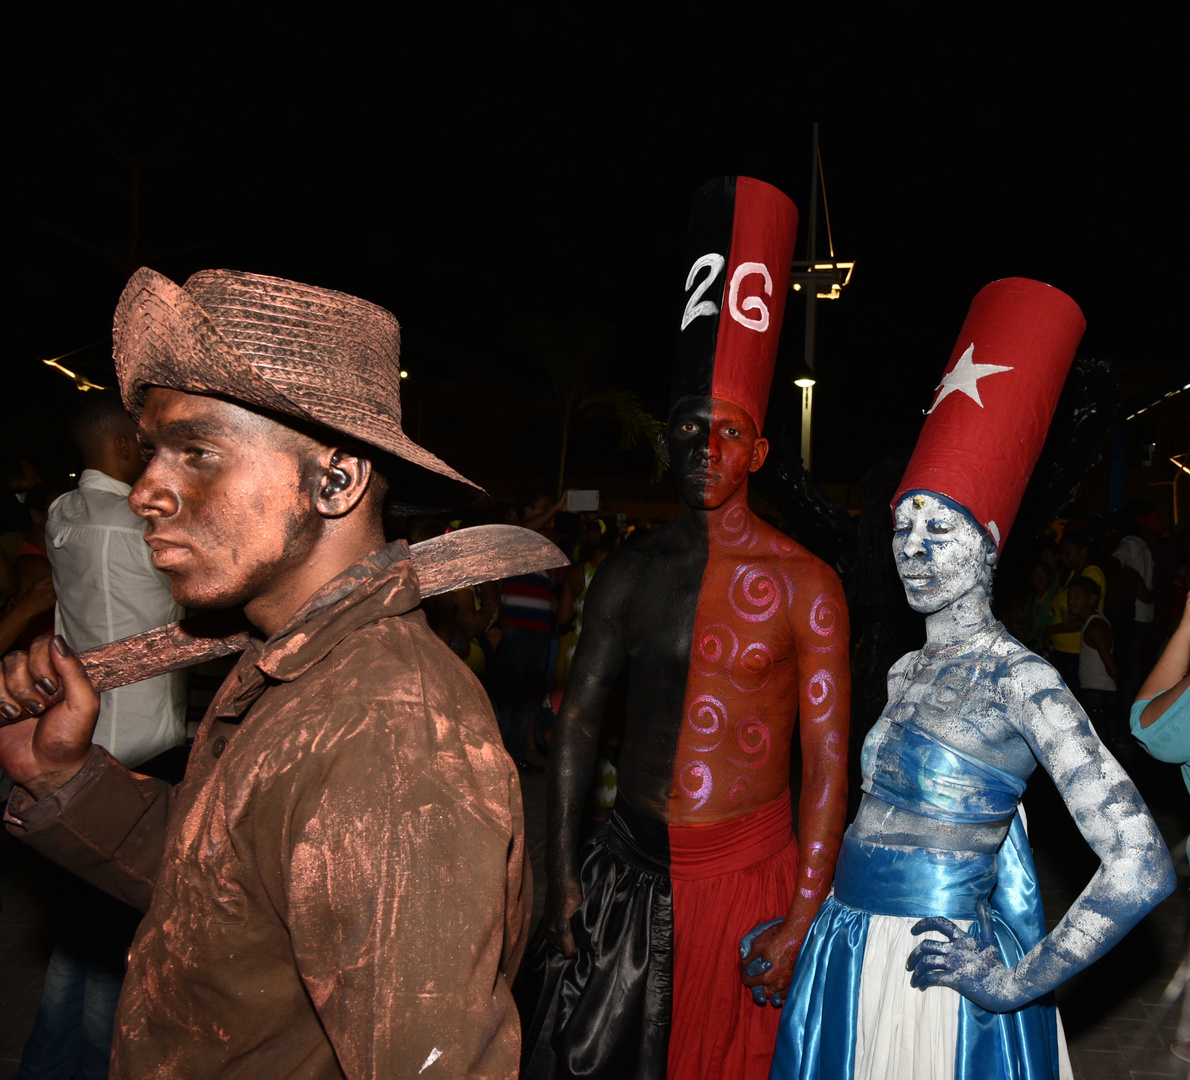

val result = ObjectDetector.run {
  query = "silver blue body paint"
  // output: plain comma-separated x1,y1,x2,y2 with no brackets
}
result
845,492,1176,1012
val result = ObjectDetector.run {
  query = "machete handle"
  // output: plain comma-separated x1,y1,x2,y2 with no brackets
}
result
81,618,253,694
1,524,567,722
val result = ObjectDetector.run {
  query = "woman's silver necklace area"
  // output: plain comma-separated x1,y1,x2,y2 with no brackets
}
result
916,621,1005,670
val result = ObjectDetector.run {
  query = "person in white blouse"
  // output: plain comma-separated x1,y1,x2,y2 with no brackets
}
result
46,390,187,771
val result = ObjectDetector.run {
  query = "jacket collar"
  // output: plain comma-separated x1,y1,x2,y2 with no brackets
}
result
216,540,420,720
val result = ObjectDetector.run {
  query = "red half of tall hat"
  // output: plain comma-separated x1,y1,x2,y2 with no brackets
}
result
670,176,798,434
894,277,1086,552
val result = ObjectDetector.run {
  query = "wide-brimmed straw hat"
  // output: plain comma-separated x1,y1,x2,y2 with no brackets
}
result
113,267,484,510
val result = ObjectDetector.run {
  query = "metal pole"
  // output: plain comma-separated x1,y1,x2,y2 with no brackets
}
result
801,383,814,472
802,122,819,472
804,122,819,375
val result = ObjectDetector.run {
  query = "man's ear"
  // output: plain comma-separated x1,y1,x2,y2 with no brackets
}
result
313,448,373,518
114,433,136,462
749,437,770,473
657,431,671,465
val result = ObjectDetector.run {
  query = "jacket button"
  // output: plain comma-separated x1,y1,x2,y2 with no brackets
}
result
211,736,228,758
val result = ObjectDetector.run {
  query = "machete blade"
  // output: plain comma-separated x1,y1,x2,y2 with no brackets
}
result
19,525,568,702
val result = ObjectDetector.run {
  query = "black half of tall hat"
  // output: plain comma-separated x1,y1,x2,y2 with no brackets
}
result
669,176,799,432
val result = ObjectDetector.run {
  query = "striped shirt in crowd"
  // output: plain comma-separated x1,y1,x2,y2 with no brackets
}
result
500,571,553,633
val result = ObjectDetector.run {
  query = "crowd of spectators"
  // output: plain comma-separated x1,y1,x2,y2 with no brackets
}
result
2,393,195,1080
1001,500,1189,745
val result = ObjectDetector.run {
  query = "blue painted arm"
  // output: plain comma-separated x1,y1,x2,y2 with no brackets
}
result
906,658,1175,1013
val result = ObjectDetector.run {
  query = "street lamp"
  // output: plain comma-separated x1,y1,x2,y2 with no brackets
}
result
787,123,855,474
791,364,817,471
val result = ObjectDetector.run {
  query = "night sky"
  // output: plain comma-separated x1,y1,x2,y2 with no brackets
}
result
9,10,1184,487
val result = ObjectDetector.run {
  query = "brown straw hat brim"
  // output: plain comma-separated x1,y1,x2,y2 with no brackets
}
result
113,268,485,512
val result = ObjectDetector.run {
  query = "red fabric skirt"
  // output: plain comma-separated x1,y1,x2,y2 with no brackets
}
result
668,792,798,1080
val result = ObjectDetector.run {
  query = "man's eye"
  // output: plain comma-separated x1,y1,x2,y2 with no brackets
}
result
680,422,697,432
724,427,740,438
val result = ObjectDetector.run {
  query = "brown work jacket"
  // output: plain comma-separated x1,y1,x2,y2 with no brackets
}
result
7,541,530,1079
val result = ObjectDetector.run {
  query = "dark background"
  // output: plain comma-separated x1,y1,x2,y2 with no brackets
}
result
7,9,1185,491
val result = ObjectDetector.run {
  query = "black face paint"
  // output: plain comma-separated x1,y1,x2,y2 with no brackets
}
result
665,398,715,508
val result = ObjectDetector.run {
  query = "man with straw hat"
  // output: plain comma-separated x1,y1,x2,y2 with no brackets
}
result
0,268,531,1079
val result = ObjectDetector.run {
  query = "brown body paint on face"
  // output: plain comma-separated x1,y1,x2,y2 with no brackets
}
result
130,388,327,633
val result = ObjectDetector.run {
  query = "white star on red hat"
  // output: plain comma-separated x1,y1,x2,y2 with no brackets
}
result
926,343,1014,414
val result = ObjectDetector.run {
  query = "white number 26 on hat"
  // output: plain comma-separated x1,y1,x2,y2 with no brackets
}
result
680,253,772,334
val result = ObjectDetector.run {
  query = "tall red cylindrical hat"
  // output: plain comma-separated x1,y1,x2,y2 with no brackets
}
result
670,176,799,433
893,278,1086,552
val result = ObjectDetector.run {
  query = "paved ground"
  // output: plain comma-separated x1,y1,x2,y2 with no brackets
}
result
0,738,1186,1078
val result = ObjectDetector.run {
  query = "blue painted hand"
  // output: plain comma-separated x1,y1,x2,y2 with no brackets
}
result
740,917,786,1007
906,901,1021,1013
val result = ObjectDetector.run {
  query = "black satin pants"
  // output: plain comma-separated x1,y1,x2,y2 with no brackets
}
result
517,799,675,1079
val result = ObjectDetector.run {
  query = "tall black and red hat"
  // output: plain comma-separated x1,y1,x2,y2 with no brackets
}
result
671,176,799,434
894,277,1086,552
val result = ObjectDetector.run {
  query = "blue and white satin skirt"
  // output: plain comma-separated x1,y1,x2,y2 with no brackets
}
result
769,821,1071,1080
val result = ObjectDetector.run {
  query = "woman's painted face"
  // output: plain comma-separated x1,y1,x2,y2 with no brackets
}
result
892,493,993,613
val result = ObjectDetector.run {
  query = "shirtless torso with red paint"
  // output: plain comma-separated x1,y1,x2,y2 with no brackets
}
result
546,395,850,1003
